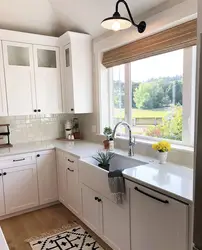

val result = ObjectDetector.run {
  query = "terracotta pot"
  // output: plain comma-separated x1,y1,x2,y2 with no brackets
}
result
103,140,109,150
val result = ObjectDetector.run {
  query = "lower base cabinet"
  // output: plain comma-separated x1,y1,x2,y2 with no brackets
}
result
36,150,58,205
82,184,103,235
3,164,39,214
56,150,81,216
0,171,5,216
128,181,189,250
82,184,130,250
102,196,130,250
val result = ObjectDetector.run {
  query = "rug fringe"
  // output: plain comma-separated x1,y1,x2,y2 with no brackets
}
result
25,221,78,243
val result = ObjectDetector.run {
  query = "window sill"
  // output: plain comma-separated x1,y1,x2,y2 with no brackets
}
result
98,134,194,153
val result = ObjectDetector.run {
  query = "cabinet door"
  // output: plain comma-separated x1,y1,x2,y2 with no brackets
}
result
65,163,81,215
2,41,36,115
82,185,103,235
0,42,7,116
0,171,5,216
33,45,62,114
130,184,188,250
3,164,39,214
56,150,66,204
36,150,58,205
63,44,74,113
102,197,130,250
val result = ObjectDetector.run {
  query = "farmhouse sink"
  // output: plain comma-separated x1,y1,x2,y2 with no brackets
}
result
83,153,147,172
109,154,147,171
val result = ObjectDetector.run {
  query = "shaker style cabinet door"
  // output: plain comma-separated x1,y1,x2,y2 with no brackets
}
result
102,196,130,250
2,41,36,115
0,42,8,116
63,44,74,113
0,171,5,216
65,162,81,215
82,184,103,235
33,45,62,114
36,150,58,205
3,164,39,214
56,150,66,205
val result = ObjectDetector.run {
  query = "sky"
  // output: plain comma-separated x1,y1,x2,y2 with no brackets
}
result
113,49,183,82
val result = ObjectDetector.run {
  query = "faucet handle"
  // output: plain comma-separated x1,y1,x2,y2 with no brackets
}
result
131,136,136,145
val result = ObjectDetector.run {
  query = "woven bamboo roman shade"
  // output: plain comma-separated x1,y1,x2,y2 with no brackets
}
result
102,19,197,68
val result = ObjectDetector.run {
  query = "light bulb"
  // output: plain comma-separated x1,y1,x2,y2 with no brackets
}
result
112,21,121,31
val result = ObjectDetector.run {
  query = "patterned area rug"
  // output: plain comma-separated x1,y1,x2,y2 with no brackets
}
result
28,226,104,250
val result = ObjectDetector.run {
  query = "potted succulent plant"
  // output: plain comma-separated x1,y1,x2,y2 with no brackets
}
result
152,141,171,164
92,151,115,171
103,126,113,150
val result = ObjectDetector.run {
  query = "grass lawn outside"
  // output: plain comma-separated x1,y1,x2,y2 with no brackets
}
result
114,108,168,119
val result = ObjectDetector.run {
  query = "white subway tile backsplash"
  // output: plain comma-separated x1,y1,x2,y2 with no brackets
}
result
0,114,71,144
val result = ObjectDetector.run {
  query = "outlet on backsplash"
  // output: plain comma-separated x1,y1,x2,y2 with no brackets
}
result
0,114,74,144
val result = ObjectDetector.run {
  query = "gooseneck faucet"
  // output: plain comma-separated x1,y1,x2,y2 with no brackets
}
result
112,121,135,157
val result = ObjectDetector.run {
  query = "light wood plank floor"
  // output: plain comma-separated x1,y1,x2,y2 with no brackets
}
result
0,204,112,250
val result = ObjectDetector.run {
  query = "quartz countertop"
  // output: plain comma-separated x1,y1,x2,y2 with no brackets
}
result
0,140,103,158
122,159,193,204
0,140,193,204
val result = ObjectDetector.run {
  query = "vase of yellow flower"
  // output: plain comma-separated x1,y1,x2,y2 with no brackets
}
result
152,141,171,164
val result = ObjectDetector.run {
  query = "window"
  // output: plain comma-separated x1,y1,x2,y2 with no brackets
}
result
107,47,196,146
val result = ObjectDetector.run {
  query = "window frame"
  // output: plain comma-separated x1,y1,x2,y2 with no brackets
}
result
106,46,196,147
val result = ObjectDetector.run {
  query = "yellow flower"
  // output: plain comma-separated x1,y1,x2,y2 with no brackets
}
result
152,141,171,152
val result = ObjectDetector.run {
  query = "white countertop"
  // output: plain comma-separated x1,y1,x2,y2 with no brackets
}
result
123,158,193,204
0,140,193,204
0,140,103,158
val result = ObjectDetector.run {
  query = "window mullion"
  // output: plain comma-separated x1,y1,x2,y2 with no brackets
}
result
125,63,132,125
183,47,196,146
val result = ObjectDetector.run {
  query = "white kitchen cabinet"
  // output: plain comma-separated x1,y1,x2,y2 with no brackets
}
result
2,41,36,116
60,32,93,114
82,184,103,235
33,45,62,114
82,184,130,250
56,150,66,204
3,164,39,214
0,171,5,216
64,153,81,215
129,182,189,250
36,150,58,205
0,42,7,116
102,197,130,250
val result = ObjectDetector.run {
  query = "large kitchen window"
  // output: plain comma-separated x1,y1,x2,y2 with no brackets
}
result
107,46,196,146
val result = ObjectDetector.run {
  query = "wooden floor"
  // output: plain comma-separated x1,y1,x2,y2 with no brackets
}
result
0,204,112,250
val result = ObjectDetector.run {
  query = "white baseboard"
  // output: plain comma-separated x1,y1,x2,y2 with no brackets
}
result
0,201,60,221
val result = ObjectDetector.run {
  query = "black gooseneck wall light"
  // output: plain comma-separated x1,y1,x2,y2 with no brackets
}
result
101,0,146,33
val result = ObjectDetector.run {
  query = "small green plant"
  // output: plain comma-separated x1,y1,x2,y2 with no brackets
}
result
92,151,115,171
103,126,113,139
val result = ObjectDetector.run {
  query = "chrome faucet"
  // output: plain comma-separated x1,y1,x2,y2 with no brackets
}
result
112,121,135,157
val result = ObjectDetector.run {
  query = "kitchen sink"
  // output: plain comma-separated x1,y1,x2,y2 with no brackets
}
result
84,153,147,172
109,154,147,171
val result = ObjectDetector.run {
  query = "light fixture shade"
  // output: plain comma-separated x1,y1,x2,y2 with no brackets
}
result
101,16,132,31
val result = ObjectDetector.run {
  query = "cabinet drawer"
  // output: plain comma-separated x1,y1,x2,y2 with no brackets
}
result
63,152,78,170
0,153,36,169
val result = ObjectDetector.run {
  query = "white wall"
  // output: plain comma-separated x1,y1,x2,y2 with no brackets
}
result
79,0,197,167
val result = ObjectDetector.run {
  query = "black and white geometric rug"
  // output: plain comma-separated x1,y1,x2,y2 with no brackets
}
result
28,226,104,250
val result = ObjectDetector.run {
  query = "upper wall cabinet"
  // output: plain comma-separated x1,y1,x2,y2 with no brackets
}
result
0,42,8,116
2,41,62,116
2,41,36,116
33,45,62,114
59,32,93,114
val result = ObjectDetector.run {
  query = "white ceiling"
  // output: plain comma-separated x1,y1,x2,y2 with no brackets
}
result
0,0,181,38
